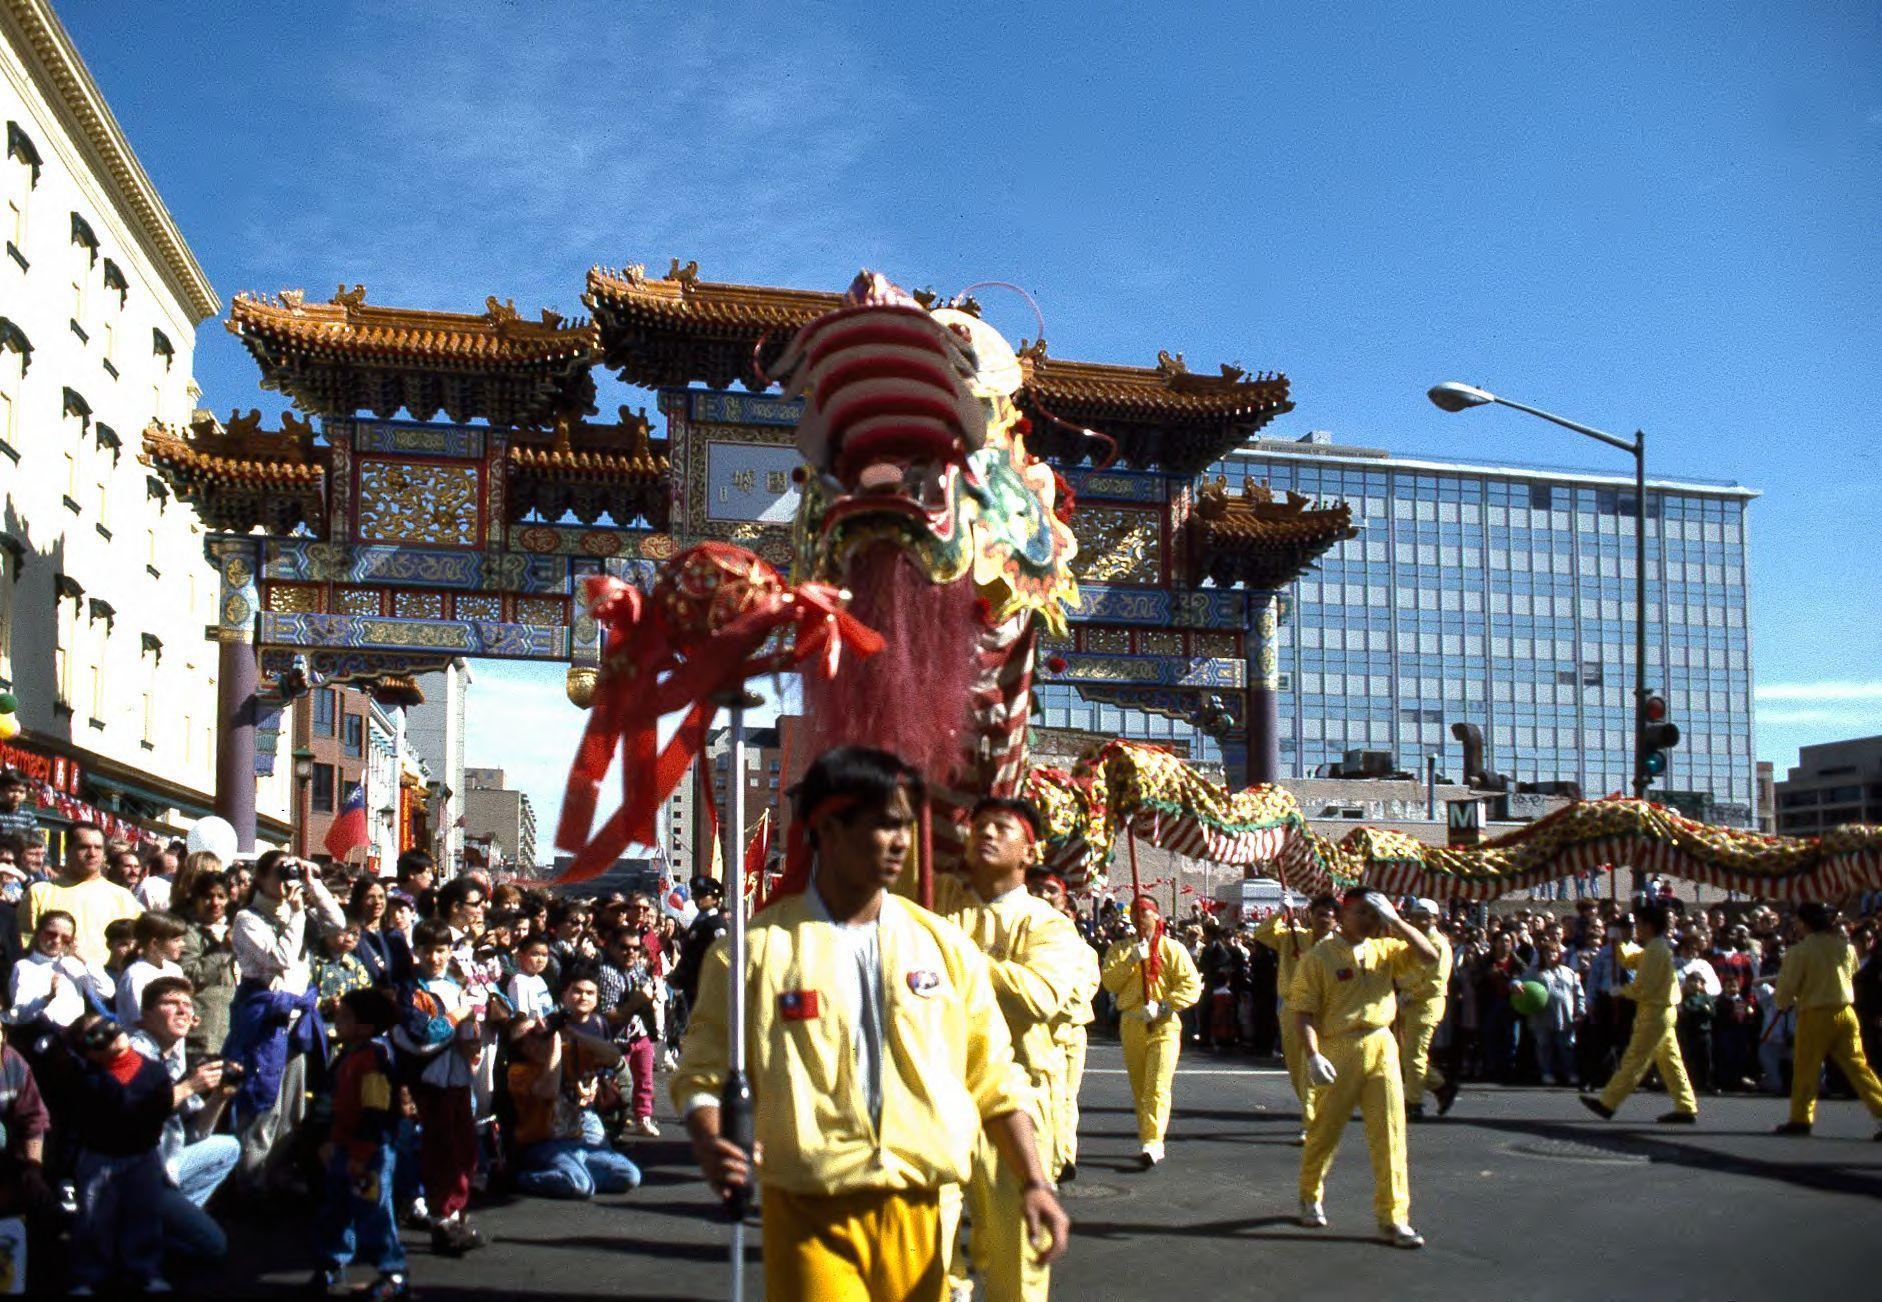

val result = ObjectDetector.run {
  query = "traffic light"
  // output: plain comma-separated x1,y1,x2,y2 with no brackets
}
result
1638,692,1680,781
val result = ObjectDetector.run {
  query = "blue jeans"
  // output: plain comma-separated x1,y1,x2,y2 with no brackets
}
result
160,1135,239,1262
1532,1023,1577,1085
513,1139,641,1200
73,1149,167,1288
317,1146,405,1275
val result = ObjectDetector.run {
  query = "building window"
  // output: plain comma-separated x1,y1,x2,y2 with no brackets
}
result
54,580,81,707
312,687,336,737
152,328,174,367
311,764,336,813
0,543,16,686
101,258,127,308
342,713,364,758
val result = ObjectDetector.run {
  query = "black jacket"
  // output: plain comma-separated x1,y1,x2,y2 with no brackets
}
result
672,906,728,1003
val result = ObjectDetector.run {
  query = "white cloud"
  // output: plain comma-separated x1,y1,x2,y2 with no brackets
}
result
1754,682,1882,703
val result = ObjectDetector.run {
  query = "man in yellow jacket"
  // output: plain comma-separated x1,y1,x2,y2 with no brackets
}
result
675,747,1070,1302
1100,895,1202,1169
1290,888,1440,1249
1033,873,1099,1183
930,797,1089,1302
1395,898,1455,1121
1581,900,1698,1124
1252,894,1338,1142
1770,902,1882,1139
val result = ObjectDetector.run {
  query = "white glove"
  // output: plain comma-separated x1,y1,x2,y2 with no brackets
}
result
1133,941,1150,962
1142,1000,1162,1021
1307,1053,1337,1088
1364,891,1400,925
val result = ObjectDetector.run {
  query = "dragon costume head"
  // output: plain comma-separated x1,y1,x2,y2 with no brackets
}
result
775,272,1079,827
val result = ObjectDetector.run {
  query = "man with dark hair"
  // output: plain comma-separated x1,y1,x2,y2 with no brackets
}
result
130,977,240,1267
395,851,436,920
16,824,141,968
1290,889,1440,1248
1772,902,1882,1139
934,795,1087,1302
1582,900,1699,1124
671,876,727,1011
675,746,1068,1301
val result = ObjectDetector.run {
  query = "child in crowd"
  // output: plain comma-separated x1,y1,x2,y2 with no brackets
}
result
1521,939,1587,1086
505,937,556,1021
392,920,485,1258
102,919,138,984
315,988,408,1301
114,912,188,1027
314,922,374,1020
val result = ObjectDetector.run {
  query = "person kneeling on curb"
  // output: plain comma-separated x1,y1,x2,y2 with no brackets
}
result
507,1014,642,1200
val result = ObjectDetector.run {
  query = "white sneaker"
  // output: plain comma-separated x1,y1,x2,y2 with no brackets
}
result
1293,1128,1308,1146
636,1115,661,1138
1139,1141,1164,1167
1299,1200,1327,1228
1381,1222,1425,1249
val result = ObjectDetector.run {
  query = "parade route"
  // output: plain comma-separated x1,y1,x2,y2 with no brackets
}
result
203,1041,1880,1300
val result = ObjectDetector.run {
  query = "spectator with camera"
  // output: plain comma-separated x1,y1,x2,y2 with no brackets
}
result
505,1014,641,1200
129,976,240,1267
228,852,344,1187
56,1011,226,1294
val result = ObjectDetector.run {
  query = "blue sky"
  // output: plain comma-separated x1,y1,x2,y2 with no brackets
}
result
61,0,1881,850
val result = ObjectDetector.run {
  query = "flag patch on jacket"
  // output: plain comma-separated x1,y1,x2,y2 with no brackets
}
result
1335,968,1355,982
778,990,820,1021
905,969,941,997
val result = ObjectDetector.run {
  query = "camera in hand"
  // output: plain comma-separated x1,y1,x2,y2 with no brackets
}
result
278,862,305,884
542,1009,570,1034
78,1019,122,1053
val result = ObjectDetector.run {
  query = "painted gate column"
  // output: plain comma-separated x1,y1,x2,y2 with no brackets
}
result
1244,590,1282,787
209,536,262,852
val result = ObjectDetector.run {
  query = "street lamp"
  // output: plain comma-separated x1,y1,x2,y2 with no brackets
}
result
1426,383,1658,855
290,747,315,859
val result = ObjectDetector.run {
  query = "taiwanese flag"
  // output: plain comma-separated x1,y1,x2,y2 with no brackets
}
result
324,784,371,861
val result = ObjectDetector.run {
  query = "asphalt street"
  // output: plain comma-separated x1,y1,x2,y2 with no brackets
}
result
198,1041,1880,1300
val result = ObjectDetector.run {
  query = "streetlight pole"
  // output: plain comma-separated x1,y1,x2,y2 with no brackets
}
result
1427,383,1654,893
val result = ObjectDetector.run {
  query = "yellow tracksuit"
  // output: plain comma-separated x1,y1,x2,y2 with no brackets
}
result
1253,915,1319,1127
1051,942,1101,1176
1101,934,1202,1146
673,890,1030,1302
1775,930,1882,1126
1289,933,1435,1227
1396,925,1452,1106
1596,935,1697,1115
936,879,1089,1302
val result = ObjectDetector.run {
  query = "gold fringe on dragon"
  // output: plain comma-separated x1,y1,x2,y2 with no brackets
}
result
571,270,1882,904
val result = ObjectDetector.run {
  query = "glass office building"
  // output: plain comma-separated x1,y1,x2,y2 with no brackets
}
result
1038,435,1759,824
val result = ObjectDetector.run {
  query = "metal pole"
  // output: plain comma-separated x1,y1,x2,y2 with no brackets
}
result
1425,754,1437,821
716,693,756,1302
1631,431,1648,897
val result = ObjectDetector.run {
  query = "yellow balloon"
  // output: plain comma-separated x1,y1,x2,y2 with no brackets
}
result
0,713,17,742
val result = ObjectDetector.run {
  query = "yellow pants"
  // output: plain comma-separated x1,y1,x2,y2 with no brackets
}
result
960,1087,1053,1302
762,1185,946,1302
1299,1027,1409,1227
1397,1003,1445,1103
1279,1014,1319,1129
1790,1005,1882,1125
1054,1029,1088,1172
1598,1009,1697,1115
1120,1014,1182,1145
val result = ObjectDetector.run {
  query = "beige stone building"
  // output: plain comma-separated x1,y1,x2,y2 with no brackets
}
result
0,0,290,848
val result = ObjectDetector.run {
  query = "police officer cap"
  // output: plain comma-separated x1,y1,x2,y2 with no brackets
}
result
690,875,724,899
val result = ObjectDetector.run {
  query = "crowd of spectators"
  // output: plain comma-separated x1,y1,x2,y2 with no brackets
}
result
1090,881,1882,1103
0,766,738,1296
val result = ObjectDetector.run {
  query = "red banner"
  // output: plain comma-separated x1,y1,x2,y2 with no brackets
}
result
0,740,82,795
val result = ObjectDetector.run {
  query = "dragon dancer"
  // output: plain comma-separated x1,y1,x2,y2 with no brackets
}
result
1028,869,1099,1183
1396,898,1456,1120
674,748,1069,1301
1252,894,1339,1142
1291,889,1440,1249
929,798,1088,1302
1580,900,1698,1125
1770,902,1882,1139
1100,896,1202,1169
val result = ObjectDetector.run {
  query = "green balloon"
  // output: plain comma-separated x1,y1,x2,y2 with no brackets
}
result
1510,980,1550,1016
0,692,15,714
